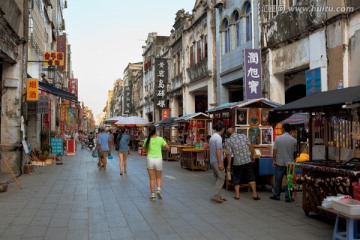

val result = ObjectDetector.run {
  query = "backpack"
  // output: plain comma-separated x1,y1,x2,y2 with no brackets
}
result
115,133,122,151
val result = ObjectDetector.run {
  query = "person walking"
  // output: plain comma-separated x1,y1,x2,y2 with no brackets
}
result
209,122,227,203
96,127,111,171
270,123,297,202
116,127,130,175
143,125,170,200
225,128,260,200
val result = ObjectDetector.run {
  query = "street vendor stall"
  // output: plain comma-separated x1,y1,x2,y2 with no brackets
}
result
175,113,211,170
155,117,179,161
208,98,280,184
272,86,360,216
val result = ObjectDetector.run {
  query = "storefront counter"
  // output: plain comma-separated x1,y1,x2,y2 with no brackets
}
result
180,148,208,170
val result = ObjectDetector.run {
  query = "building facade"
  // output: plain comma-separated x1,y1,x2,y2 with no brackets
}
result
260,0,360,105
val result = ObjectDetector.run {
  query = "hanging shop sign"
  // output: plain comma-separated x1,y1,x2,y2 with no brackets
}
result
37,94,49,114
162,109,170,119
68,78,78,107
44,51,65,66
306,68,321,95
124,86,132,114
27,78,39,101
155,58,168,109
51,138,63,156
244,49,262,100
56,35,67,72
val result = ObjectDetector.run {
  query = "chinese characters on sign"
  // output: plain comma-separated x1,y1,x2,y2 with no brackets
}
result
244,49,262,100
124,86,132,114
162,109,170,120
155,59,168,109
68,78,78,107
27,78,39,101
305,68,321,95
44,51,65,66
37,94,49,114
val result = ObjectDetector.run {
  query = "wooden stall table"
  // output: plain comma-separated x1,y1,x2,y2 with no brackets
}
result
162,144,186,161
180,148,207,170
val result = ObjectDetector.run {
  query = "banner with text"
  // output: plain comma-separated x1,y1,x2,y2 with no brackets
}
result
124,86,132,115
155,58,168,109
37,94,49,114
244,49,262,100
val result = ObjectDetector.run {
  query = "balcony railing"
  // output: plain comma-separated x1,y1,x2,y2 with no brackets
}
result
186,59,209,83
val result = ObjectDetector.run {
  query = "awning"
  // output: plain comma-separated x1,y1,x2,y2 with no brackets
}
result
154,117,178,127
175,112,211,121
207,98,280,113
39,81,77,102
273,86,360,112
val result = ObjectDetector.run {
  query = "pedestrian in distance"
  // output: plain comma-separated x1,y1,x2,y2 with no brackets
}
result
209,122,227,203
96,127,111,171
270,123,298,202
116,127,130,175
225,128,260,200
143,125,170,200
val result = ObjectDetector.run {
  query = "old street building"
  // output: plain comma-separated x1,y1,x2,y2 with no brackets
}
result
260,0,360,105
123,63,142,116
142,33,169,122
0,1,28,174
216,0,260,104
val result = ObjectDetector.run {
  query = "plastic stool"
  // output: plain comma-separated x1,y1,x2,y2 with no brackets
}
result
333,215,360,240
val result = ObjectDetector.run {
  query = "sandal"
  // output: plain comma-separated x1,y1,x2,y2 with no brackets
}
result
220,196,227,201
253,196,261,200
233,196,240,200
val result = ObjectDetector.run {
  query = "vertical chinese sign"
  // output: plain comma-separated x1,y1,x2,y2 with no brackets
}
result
244,49,262,100
37,94,49,114
27,78,39,101
124,86,131,115
68,78,78,108
162,109,170,120
56,34,67,72
305,68,321,95
155,58,168,110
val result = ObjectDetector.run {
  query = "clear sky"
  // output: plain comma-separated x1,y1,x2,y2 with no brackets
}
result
64,0,195,117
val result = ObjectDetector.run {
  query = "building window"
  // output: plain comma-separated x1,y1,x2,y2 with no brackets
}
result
245,2,252,42
234,11,240,47
197,39,202,63
204,35,208,59
190,45,194,67
223,18,230,53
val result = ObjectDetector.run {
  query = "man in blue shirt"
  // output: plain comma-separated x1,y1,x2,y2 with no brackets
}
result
209,122,226,203
96,127,111,171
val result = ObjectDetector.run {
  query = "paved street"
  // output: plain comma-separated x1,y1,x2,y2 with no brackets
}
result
0,148,333,240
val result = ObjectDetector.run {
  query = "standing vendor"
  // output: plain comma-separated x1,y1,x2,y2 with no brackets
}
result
270,123,297,202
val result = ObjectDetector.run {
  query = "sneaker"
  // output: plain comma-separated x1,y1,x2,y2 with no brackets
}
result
150,193,156,201
157,190,163,200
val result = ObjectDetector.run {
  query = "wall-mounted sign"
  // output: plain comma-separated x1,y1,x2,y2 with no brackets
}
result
306,68,321,95
44,51,65,66
37,94,49,114
155,58,168,109
162,109,170,119
244,49,262,100
27,78,39,101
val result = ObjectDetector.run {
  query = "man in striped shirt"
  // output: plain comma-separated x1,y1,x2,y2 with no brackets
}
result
270,123,297,202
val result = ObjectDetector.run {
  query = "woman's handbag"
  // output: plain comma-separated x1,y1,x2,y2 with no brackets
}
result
92,150,98,158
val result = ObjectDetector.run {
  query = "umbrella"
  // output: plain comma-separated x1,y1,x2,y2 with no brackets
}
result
104,116,126,123
155,117,178,127
115,116,150,127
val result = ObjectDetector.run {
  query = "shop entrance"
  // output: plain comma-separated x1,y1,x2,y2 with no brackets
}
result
195,95,207,113
284,69,307,104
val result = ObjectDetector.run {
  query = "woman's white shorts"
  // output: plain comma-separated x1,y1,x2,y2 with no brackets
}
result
146,157,163,171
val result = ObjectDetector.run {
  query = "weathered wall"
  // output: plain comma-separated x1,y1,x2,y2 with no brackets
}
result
348,11,360,87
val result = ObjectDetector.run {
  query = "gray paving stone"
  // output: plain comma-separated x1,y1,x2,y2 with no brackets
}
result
0,149,335,240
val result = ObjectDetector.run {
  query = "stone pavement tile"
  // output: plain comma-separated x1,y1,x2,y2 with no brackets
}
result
43,222,65,236
68,219,89,231
132,230,158,240
201,231,231,240
66,230,88,240
35,209,55,218
17,209,37,218
89,231,111,240
88,213,107,223
0,214,17,225
156,233,182,240
22,225,47,238
56,204,73,210
106,216,128,228
70,211,88,220
128,220,151,233
0,236,22,240
89,221,109,233
0,224,27,237
149,222,174,235
20,237,44,240
49,217,69,228
12,216,33,226
53,209,71,219
223,229,255,240
29,216,51,226
109,226,133,239
39,203,57,210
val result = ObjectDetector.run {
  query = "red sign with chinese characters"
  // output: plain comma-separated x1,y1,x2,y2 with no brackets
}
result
57,34,67,72
162,109,170,119
44,51,65,66
27,78,39,101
